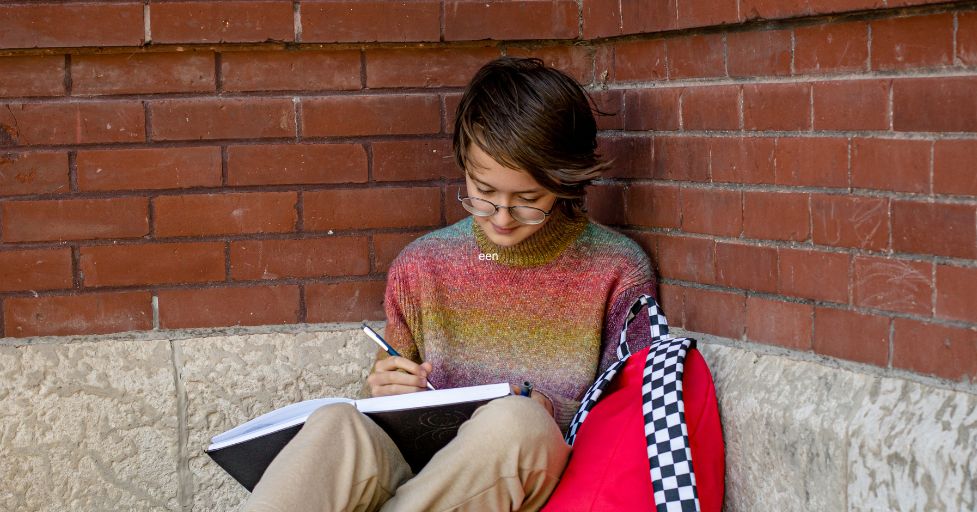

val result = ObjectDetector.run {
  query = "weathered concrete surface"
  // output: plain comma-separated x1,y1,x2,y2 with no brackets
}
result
1,325,975,511
181,328,375,511
0,339,178,512
693,334,977,512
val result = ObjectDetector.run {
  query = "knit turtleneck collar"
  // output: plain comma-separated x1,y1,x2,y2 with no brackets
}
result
471,207,590,268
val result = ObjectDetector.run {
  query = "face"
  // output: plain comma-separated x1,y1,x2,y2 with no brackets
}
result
464,144,558,247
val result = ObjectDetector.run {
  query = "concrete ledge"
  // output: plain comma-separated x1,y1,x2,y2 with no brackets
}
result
1,325,974,511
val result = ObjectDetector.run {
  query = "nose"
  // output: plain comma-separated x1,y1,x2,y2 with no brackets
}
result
491,205,516,225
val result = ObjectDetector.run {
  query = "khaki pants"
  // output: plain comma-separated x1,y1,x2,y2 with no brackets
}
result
243,395,571,512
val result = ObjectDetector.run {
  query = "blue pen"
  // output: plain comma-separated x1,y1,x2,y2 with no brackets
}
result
361,323,436,390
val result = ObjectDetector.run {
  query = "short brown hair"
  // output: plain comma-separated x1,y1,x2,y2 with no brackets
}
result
452,57,609,219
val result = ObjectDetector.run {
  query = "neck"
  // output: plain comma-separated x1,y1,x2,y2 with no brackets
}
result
471,209,590,267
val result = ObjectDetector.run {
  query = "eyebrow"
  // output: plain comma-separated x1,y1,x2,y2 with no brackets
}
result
469,175,541,194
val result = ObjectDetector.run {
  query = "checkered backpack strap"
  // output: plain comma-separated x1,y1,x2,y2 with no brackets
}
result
644,333,699,512
565,295,667,446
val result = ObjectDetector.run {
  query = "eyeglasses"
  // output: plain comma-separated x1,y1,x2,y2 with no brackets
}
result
456,189,555,225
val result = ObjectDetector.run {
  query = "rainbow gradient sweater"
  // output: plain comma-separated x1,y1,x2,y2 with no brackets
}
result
381,207,657,433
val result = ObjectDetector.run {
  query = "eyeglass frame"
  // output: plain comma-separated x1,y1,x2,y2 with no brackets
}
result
455,189,556,225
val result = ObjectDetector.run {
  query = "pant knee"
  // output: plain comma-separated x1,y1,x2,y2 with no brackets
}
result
471,395,560,445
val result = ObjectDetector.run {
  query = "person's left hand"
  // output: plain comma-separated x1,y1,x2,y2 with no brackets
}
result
510,384,554,418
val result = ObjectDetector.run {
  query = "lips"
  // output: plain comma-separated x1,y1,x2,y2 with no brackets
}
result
491,224,516,234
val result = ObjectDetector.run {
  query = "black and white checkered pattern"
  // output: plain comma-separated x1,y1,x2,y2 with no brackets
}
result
643,335,698,512
565,294,700,512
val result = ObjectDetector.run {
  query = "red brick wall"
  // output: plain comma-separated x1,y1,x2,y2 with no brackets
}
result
1,1,974,384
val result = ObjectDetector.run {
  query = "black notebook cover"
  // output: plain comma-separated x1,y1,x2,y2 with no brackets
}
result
206,384,509,491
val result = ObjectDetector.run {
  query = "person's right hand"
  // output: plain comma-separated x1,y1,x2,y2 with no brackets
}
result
367,356,434,397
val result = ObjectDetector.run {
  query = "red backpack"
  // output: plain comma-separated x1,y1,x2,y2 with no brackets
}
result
543,295,725,512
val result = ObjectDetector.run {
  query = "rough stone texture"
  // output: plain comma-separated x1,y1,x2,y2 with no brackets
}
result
688,330,977,512
1,325,974,511
0,339,178,512
181,327,375,511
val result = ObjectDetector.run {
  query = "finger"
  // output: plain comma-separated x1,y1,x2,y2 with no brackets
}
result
372,383,427,397
376,356,424,376
371,367,429,389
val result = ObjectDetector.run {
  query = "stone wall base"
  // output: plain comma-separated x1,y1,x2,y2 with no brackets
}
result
1,325,973,511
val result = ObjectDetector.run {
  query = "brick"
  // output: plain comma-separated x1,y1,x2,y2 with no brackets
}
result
155,192,297,237
778,248,849,303
1,197,148,243
743,191,810,241
373,140,456,182
592,90,625,130
304,187,441,231
960,12,977,66
72,53,215,96
624,88,681,131
852,138,930,194
583,0,624,39
681,85,740,130
0,152,69,196
675,0,738,29
613,39,667,82
812,80,889,131
302,95,440,137
652,137,711,182
893,77,977,132
709,137,777,184
934,140,977,196
598,136,654,179
367,47,499,88
680,188,742,237
77,147,222,191
585,184,627,226
221,51,361,92
852,256,932,315
892,200,977,259
657,283,685,326
936,264,977,323
230,237,369,280
774,137,848,188
508,46,594,85
621,0,678,34
794,21,869,74
893,319,977,381
655,235,716,284
746,297,813,350
444,0,578,41
727,29,791,77
0,56,65,97
740,0,881,20
374,231,428,272
151,1,293,44
301,0,440,43
871,13,953,71
158,286,300,329
150,98,295,141
683,287,746,339
4,292,152,337
666,33,725,79
811,194,889,251
0,4,143,48
227,144,367,186
443,93,464,130
716,242,778,293
0,102,144,146
0,249,72,292
626,184,681,229
306,280,387,322
743,83,811,131
813,307,889,366
79,242,225,287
